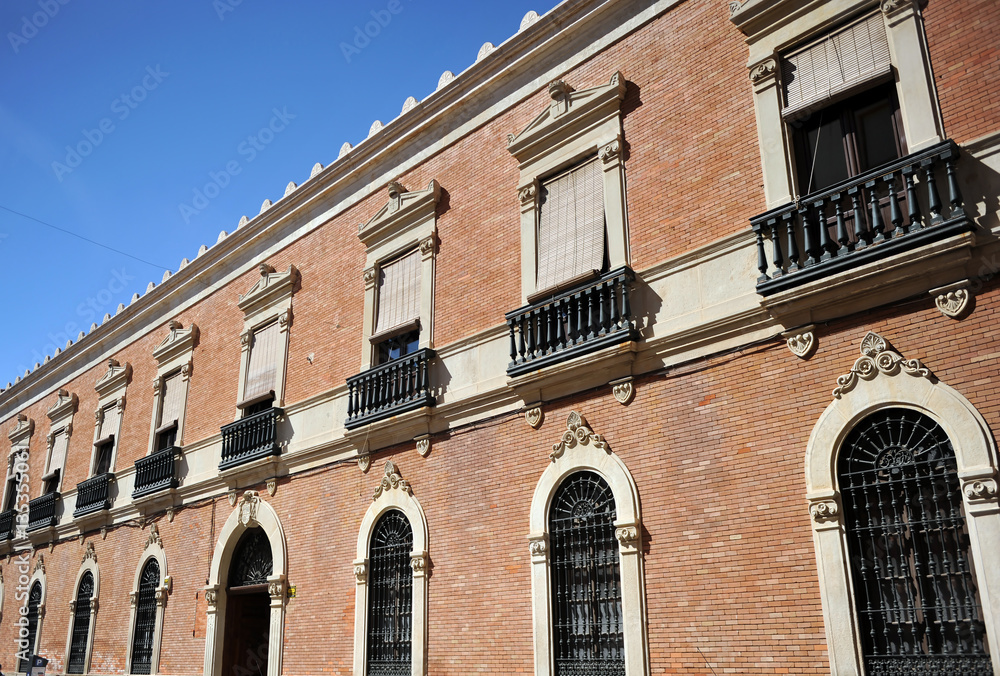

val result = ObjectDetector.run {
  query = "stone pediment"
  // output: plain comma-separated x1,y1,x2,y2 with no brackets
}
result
95,358,132,397
8,413,34,446
238,264,300,316
153,320,200,365
507,71,626,163
358,180,441,249
47,389,79,422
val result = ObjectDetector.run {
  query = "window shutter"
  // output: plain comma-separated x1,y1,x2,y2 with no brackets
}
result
244,321,281,401
536,158,605,294
374,249,421,336
159,371,184,427
47,430,69,475
100,404,121,440
782,12,891,117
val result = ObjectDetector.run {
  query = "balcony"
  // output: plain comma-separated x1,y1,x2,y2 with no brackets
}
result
133,446,180,499
0,509,15,542
220,407,283,471
506,267,638,378
27,492,58,532
346,348,436,430
74,473,114,517
751,140,974,296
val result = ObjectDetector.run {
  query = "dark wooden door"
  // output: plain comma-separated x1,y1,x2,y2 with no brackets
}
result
221,589,270,676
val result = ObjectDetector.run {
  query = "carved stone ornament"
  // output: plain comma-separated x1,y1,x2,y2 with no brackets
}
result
90,597,99,612
600,139,621,163
144,523,162,550
749,58,777,83
525,406,543,429
101,526,108,540
266,478,277,496
963,478,998,502
237,264,300,316
550,412,610,461
94,358,132,397
528,537,547,558
83,542,97,563
358,452,371,473
268,581,284,599
237,490,261,527
363,267,377,285
809,500,839,523
410,552,428,574
166,508,175,523
931,281,972,319
153,321,199,365
228,490,238,507
8,413,34,445
615,525,639,551
881,0,907,15
129,591,138,607
728,0,744,16
353,560,367,583
419,235,435,256
69,600,77,613
518,184,536,205
205,589,217,606
47,389,79,422
415,435,431,458
373,460,412,501
155,588,168,606
832,332,931,399
611,378,634,406
783,326,817,360
34,554,45,574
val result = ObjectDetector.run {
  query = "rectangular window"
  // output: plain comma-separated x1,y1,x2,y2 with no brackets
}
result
44,430,68,493
782,12,892,118
372,249,421,364
242,321,280,413
155,371,183,450
536,157,606,295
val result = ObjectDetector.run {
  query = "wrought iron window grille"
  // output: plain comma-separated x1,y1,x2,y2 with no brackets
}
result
367,510,414,676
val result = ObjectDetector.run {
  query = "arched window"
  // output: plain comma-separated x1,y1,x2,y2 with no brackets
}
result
130,559,160,674
67,572,94,673
367,510,413,676
839,409,992,673
549,471,624,676
230,527,273,587
19,582,42,672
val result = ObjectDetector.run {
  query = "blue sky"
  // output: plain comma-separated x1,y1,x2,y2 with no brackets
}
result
0,0,559,385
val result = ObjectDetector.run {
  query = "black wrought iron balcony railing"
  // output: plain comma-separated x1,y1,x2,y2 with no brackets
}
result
506,267,638,378
346,348,436,429
751,140,974,296
220,407,283,471
133,446,180,498
74,472,114,517
0,508,15,542
27,492,58,532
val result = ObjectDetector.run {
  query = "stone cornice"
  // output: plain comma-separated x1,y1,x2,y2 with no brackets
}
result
47,389,79,423
95,359,133,398
7,414,33,446
237,265,300,317
0,0,681,421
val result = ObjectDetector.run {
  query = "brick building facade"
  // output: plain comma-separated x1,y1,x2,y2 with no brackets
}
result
1,0,999,674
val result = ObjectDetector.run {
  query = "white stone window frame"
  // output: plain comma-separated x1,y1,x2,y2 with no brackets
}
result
507,71,629,303
6,415,33,512
235,264,299,413
44,390,78,495
805,332,1000,675
124,524,170,675
739,0,945,209
91,359,132,477
352,460,429,676
147,321,198,454
24,556,47,666
203,491,287,676
63,546,100,675
358,180,440,372
527,412,648,676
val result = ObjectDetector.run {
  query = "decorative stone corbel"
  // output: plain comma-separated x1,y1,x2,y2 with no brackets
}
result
204,588,218,607
227,490,238,507
129,591,138,607
809,499,839,523
930,280,972,319
615,524,640,553
963,477,998,503
415,435,430,458
266,478,277,496
358,452,371,473
101,526,108,540
410,551,428,577
749,58,777,84
166,508,175,523
83,542,97,563
783,325,817,359
610,377,635,405
353,559,368,584
525,405,543,429
527,534,548,561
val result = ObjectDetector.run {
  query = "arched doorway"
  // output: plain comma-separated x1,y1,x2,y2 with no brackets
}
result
222,528,272,676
